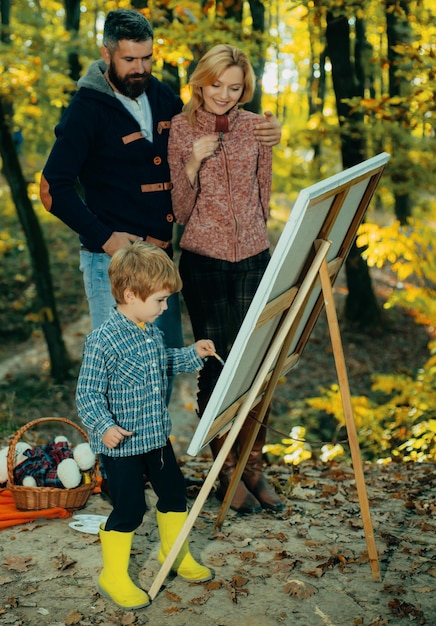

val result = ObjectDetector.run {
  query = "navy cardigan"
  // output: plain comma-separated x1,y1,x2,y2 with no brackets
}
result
41,62,183,252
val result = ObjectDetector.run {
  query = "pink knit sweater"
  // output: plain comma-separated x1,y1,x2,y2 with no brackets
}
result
168,106,272,262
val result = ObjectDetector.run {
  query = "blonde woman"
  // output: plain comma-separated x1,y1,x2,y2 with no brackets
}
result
168,44,283,515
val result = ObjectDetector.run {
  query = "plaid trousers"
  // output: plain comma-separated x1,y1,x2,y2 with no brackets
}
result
179,249,270,405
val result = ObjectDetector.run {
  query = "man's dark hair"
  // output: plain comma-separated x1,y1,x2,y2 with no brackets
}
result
103,9,154,52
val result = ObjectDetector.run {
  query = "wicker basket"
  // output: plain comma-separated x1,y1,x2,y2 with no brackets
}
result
7,417,98,512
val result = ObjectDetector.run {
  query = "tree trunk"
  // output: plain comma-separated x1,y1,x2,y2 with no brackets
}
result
386,0,412,224
154,1,181,95
0,0,10,43
326,12,382,329
64,0,82,82
0,99,71,382
245,0,265,114
222,0,266,115
307,7,327,163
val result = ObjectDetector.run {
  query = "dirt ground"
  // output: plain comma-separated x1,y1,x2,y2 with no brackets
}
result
1,458,434,626
0,269,435,625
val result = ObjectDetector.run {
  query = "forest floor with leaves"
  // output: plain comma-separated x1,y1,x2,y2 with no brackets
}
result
0,268,435,625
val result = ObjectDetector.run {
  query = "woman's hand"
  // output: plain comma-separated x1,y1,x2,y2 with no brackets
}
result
192,134,220,162
185,134,219,184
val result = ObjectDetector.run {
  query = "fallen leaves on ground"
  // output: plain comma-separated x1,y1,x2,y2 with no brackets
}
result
283,578,318,598
4,556,33,573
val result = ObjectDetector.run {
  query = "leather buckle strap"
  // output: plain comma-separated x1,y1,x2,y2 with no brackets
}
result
145,235,172,250
141,182,173,192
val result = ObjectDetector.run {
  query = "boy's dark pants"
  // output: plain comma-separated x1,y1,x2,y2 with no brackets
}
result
102,440,186,532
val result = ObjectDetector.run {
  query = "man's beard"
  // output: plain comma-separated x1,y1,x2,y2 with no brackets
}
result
108,62,151,99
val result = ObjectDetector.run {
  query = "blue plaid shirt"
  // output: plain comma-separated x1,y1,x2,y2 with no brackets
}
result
76,308,203,457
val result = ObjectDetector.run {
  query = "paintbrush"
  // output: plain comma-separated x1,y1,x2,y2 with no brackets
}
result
213,352,225,366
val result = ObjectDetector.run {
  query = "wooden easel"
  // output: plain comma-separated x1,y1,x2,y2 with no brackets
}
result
148,239,381,600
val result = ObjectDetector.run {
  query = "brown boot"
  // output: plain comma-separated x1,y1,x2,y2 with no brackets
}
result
197,392,262,515
209,435,262,515
240,413,284,512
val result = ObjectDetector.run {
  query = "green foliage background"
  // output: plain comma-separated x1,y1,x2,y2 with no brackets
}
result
0,0,435,463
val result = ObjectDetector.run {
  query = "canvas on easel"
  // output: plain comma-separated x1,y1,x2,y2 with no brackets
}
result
148,152,390,599
187,152,390,455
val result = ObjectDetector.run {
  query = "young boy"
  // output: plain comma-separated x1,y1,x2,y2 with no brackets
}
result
76,242,215,610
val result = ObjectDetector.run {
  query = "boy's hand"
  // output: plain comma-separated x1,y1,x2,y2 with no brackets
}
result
103,425,133,449
254,111,281,146
195,339,216,359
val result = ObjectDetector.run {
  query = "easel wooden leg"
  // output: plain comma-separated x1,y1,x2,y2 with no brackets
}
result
319,258,381,582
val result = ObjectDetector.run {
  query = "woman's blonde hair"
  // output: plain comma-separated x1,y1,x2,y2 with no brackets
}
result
183,44,255,126
109,242,182,304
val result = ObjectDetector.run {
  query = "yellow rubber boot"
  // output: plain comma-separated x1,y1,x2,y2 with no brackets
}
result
98,524,150,609
156,510,213,582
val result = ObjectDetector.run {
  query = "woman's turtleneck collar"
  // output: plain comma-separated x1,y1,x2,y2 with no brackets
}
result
196,106,240,132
